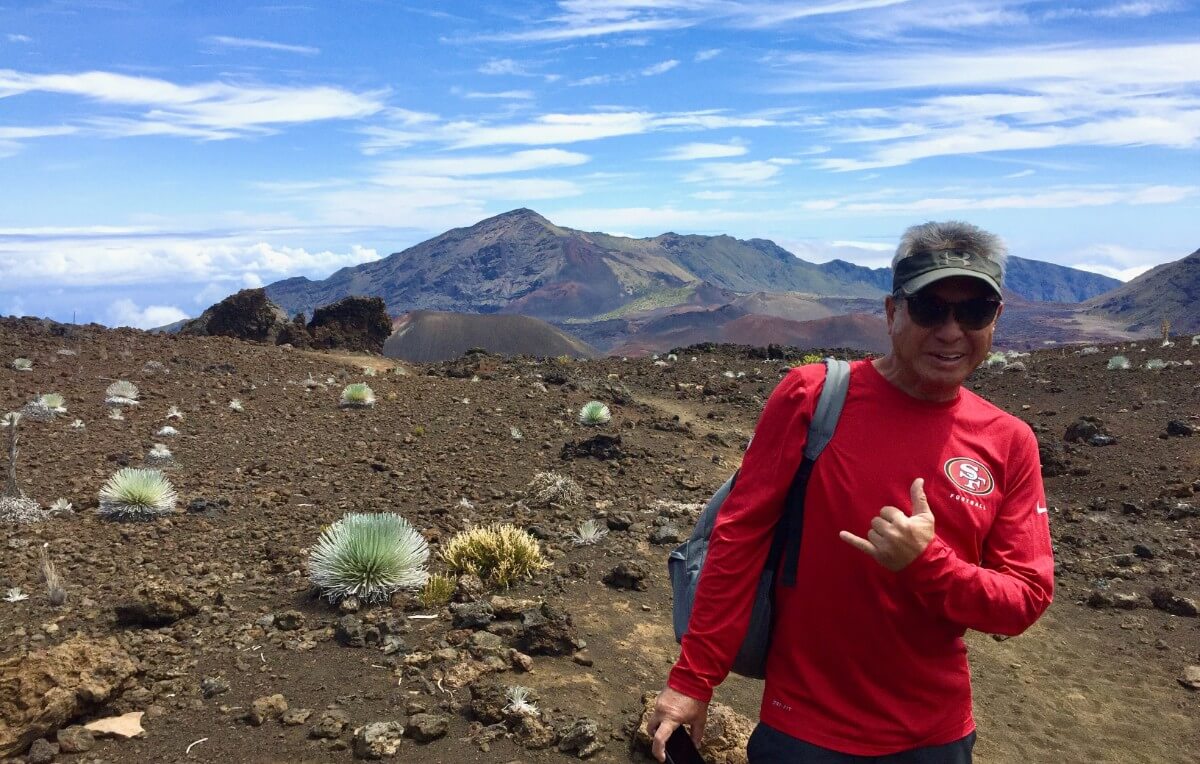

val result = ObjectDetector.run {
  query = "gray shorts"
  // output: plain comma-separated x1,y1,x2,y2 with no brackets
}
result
747,723,976,763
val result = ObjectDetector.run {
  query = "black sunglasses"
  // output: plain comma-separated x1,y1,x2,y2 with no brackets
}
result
898,292,1002,330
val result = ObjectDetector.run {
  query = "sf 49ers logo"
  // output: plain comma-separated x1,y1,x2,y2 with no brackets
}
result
944,457,994,496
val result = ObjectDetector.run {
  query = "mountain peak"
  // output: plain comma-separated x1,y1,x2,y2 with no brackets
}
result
491,207,551,224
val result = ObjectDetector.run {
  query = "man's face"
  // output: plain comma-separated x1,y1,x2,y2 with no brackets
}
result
884,276,1003,400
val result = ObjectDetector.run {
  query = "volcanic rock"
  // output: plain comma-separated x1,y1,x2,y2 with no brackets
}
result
180,288,289,343
0,636,137,757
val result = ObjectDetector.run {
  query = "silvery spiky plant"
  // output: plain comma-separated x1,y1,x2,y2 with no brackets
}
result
107,408,124,421
156,425,178,437
105,380,139,406
1107,355,1131,370
510,426,523,441
97,468,177,520
68,419,85,430
578,401,611,426
228,399,244,412
165,405,184,420
0,413,44,523
340,383,376,408
11,358,32,371
504,686,539,718
569,519,609,546
49,498,72,514
1144,358,1167,371
39,393,66,413
309,513,430,603
362,366,377,377
3,588,27,603
145,443,174,467
304,373,321,390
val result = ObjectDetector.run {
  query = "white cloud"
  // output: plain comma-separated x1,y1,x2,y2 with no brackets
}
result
641,59,679,76
692,190,735,200
682,160,786,185
1067,242,1184,281
203,35,319,55
1005,169,1035,179
694,48,721,62
374,149,589,178
106,299,189,329
6,34,32,43
0,234,382,288
1045,2,1179,20
479,59,528,75
799,184,1198,213
551,205,760,234
0,69,386,138
660,141,748,160
786,42,1200,170
461,90,535,100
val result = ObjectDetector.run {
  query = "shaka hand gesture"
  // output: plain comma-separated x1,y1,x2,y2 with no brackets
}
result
840,477,936,572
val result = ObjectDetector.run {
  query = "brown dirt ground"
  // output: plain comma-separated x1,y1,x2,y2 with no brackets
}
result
1,319,1196,763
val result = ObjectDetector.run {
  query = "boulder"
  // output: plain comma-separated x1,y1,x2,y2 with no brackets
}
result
179,288,289,343
353,721,405,759
636,691,754,764
307,296,392,354
0,636,137,757
518,603,578,656
113,580,199,627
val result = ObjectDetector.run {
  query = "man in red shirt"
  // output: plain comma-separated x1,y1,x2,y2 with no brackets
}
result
649,221,1054,763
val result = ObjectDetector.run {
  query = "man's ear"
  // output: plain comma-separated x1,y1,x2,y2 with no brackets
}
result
884,295,897,332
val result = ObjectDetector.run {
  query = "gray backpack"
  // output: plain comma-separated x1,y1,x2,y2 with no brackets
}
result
668,358,851,679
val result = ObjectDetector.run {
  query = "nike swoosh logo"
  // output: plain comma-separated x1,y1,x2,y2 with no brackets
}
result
1036,504,1049,514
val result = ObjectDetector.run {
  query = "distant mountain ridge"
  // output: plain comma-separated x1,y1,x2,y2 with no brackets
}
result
1084,248,1200,333
266,209,1120,326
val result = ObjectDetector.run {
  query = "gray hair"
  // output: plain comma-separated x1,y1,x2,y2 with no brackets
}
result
892,221,1008,281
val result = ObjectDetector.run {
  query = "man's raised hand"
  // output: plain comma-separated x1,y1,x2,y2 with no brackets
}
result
839,477,936,572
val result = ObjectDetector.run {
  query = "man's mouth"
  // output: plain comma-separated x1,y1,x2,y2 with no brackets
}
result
932,353,965,362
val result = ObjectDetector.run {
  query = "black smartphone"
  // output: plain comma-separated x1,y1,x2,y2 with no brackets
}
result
665,725,706,764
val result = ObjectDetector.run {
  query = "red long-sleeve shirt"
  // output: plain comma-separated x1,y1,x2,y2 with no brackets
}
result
669,359,1054,755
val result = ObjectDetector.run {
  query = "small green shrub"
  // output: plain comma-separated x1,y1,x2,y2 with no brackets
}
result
419,573,456,608
98,468,177,520
442,524,550,588
309,513,429,603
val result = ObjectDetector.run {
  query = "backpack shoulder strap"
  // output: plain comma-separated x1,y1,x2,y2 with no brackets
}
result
777,357,852,587
804,358,850,460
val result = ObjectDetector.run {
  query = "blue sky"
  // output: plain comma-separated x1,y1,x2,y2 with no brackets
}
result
1,0,1197,328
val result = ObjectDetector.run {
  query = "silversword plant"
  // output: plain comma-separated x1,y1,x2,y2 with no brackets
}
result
3,587,27,603
504,686,539,718
145,443,174,467
569,519,609,546
11,358,32,371
156,425,179,437
229,399,244,412
165,405,184,420
340,383,376,408
1144,358,1167,371
68,419,85,430
97,468,177,520
309,512,430,604
107,408,124,420
49,498,72,514
578,401,611,426
105,380,139,406
1106,355,1130,370
527,471,583,508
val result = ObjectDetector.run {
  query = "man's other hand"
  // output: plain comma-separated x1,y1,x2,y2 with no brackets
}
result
648,687,708,762
839,477,935,572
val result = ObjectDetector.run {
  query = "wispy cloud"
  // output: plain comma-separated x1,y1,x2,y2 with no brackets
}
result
799,184,1197,213
641,59,679,76
694,48,721,62
660,141,748,160
1044,2,1180,21
6,34,32,43
0,69,385,140
775,43,1200,170
0,125,78,156
682,160,788,185
461,89,535,100
374,149,589,177
203,35,319,55
479,58,528,75
361,109,780,152
1005,169,1035,179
